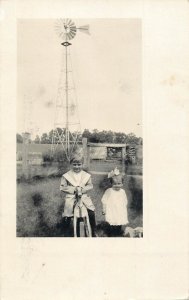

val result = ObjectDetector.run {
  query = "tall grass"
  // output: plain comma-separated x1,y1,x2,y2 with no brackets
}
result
17,175,143,237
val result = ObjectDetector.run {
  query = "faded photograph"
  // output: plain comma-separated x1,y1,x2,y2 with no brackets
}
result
17,19,142,237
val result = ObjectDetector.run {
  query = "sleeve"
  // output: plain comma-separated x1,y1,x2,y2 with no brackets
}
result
60,176,76,194
81,177,93,194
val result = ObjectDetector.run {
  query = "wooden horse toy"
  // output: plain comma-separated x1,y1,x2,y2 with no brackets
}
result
73,187,92,237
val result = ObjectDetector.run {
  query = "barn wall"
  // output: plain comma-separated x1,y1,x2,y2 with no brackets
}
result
89,146,107,160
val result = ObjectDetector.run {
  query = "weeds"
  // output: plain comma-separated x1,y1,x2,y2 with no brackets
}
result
17,175,143,237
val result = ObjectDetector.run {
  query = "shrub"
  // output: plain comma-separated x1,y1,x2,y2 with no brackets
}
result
17,151,22,161
42,149,69,163
42,151,54,162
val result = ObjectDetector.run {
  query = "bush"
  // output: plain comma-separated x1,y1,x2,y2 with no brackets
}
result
17,151,22,161
42,151,54,162
53,149,67,162
42,149,69,163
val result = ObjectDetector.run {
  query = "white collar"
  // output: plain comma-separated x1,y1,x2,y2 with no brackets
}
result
63,170,91,187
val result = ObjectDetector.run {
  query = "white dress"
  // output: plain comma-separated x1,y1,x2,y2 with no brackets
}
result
101,188,128,225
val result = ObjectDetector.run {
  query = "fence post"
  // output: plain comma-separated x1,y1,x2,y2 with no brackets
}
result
22,132,30,179
121,146,126,174
82,138,90,170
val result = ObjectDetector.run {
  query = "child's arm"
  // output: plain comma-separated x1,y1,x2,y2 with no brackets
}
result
81,177,93,194
60,176,76,194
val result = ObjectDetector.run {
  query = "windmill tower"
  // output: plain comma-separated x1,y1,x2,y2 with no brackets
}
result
51,19,90,161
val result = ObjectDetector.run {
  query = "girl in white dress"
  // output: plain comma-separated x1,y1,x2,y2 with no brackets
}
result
101,168,128,236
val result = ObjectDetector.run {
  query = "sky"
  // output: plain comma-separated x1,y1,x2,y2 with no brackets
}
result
17,18,142,138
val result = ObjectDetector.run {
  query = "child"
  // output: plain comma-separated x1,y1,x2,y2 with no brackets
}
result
60,155,96,237
101,168,128,237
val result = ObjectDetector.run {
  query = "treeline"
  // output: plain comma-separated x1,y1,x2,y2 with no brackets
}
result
17,128,142,145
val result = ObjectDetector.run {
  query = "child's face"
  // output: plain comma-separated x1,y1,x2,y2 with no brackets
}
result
71,161,83,173
112,177,123,191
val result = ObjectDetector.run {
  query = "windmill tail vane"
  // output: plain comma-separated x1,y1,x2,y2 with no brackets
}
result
77,25,90,35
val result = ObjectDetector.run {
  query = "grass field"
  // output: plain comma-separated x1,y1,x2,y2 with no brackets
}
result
17,173,143,237
17,143,143,237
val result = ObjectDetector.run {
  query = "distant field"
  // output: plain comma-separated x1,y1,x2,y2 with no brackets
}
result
17,143,83,155
17,143,54,153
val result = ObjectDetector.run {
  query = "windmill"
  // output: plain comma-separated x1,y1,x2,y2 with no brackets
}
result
51,19,90,161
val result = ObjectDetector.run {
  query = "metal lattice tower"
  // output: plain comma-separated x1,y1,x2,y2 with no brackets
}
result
51,19,90,161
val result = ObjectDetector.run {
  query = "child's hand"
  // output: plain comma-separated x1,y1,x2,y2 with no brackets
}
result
81,187,87,194
75,186,82,197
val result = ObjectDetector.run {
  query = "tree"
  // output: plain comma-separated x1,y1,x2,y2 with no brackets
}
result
34,135,41,144
90,129,99,143
16,133,23,143
41,133,50,144
82,129,91,140
98,130,114,143
48,129,55,144
126,133,139,145
33,128,142,145
114,132,127,143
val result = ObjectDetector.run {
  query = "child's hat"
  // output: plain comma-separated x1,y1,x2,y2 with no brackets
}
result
108,167,120,178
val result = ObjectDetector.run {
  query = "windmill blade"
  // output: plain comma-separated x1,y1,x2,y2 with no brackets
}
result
77,24,90,35
67,19,72,25
69,30,75,39
69,22,75,27
59,32,64,39
67,32,72,40
70,31,75,40
68,31,74,40
70,27,77,34
70,26,77,32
